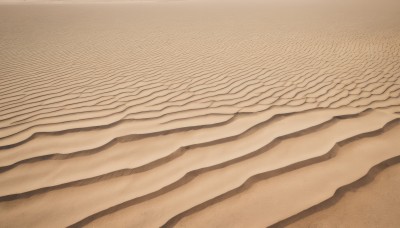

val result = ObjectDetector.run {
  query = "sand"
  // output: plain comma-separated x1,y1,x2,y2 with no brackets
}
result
285,162,400,228
0,0,399,227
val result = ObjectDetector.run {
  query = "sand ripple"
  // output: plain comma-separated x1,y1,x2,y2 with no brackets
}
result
0,0,400,227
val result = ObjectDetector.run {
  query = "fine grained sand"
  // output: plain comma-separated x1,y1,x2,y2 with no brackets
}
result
286,162,400,228
0,0,399,227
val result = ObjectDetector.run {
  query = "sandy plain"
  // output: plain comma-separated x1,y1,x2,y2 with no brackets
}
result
0,0,400,227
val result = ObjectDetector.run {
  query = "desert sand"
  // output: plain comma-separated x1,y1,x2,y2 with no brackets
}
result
0,0,400,227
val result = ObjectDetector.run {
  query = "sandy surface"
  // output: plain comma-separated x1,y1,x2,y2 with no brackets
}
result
287,162,400,228
0,0,399,227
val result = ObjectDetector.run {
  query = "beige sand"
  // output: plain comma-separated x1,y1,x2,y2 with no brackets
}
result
0,0,399,227
285,162,400,228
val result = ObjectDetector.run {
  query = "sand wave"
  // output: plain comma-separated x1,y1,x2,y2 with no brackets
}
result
0,0,399,227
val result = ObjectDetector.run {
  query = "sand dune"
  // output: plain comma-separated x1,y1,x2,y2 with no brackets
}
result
284,161,400,228
0,0,399,227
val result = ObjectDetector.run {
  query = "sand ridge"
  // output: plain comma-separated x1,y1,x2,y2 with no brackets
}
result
0,0,400,227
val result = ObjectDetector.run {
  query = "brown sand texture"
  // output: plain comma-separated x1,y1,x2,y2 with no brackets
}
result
0,0,400,227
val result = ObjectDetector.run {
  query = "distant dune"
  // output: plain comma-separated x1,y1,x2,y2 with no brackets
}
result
0,0,399,227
